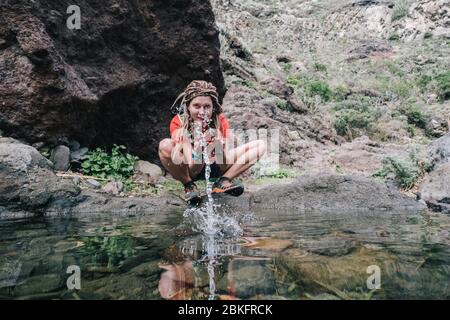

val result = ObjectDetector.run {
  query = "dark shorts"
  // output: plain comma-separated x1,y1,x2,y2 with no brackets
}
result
193,163,223,181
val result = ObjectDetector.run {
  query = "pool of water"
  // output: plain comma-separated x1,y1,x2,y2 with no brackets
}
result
1,204,449,300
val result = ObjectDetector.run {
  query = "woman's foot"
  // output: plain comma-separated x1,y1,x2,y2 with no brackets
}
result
212,177,244,196
183,181,201,205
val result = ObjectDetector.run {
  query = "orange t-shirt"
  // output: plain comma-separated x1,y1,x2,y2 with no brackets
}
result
169,114,230,140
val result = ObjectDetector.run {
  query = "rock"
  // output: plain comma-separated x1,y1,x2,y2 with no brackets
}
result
102,181,124,195
50,145,70,171
68,140,80,151
331,136,409,176
419,133,450,213
0,137,82,215
418,163,450,213
12,274,64,297
425,118,449,138
425,132,450,170
134,161,163,183
0,0,225,161
249,174,426,213
223,84,340,168
260,77,293,99
72,176,81,185
348,40,392,60
31,142,45,150
70,147,89,161
85,179,101,189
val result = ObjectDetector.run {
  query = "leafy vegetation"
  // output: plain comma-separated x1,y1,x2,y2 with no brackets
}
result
373,146,424,189
333,99,380,137
81,144,138,181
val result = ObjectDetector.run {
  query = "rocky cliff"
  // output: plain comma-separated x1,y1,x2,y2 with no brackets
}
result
0,0,225,160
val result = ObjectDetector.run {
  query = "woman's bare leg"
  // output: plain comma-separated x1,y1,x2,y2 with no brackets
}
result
159,139,193,184
217,140,267,184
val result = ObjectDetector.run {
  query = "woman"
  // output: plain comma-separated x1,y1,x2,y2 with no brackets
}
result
158,80,266,204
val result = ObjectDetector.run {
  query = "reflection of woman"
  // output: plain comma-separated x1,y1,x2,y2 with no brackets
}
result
158,80,266,204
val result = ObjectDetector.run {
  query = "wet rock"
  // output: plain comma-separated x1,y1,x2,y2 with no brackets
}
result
13,274,64,297
220,260,276,298
85,179,101,189
134,161,163,183
102,181,124,195
50,145,70,171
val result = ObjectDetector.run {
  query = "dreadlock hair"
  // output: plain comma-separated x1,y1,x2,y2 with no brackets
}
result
170,80,224,142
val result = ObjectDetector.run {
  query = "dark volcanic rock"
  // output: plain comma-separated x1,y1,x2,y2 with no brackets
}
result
0,0,225,161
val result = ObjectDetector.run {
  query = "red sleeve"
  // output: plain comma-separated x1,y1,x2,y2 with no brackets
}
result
219,114,229,138
169,115,182,140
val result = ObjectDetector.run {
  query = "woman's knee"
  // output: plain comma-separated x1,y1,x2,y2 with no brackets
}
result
256,139,267,155
159,139,173,158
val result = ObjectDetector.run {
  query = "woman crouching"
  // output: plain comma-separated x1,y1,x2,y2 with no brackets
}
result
158,80,266,204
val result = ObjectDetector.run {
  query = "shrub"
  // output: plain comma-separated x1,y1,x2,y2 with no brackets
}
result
333,85,351,102
399,104,427,129
373,156,419,189
392,0,409,21
436,71,450,101
373,146,423,190
333,99,379,137
276,99,293,112
81,144,138,181
313,63,327,72
334,109,374,136
306,80,333,102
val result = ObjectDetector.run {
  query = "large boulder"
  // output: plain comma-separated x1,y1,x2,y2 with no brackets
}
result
0,0,225,161
0,137,81,215
419,133,450,213
249,174,426,213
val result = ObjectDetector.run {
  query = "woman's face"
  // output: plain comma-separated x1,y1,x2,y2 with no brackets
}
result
187,96,213,123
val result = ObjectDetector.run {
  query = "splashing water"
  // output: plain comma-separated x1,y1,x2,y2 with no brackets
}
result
182,116,247,299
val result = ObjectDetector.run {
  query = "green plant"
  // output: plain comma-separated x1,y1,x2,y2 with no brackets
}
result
417,74,432,92
373,156,420,189
335,109,374,136
287,74,302,87
406,124,416,137
333,100,379,137
281,62,292,73
436,71,450,101
81,144,138,181
276,99,293,111
392,0,409,21
399,104,427,129
267,168,299,179
313,63,327,72
333,85,351,102
80,234,136,270
388,33,400,41
306,80,333,102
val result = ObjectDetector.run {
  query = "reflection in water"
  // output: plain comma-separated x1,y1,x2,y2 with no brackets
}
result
1,206,450,299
